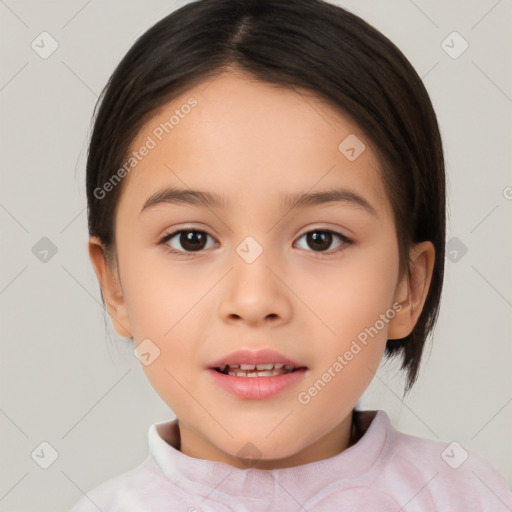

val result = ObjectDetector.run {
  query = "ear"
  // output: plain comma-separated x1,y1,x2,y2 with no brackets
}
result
388,241,435,340
88,236,132,338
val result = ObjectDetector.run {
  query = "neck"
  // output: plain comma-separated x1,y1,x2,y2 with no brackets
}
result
177,410,356,470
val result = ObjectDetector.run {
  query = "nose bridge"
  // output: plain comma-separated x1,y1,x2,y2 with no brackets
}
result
232,233,278,300
218,233,291,325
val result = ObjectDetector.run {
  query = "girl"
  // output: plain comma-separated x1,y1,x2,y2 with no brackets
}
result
72,0,512,510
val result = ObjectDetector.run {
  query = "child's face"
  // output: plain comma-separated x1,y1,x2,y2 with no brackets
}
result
91,70,430,468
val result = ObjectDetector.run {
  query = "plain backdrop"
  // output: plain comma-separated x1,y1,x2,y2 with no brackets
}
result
0,0,511,510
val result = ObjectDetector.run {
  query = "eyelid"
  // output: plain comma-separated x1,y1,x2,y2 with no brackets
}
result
158,223,216,241
296,223,351,238
159,228,215,243
159,224,351,242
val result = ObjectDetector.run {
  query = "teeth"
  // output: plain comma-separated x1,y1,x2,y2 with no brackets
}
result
216,362,299,377
227,368,289,377
256,363,273,370
225,363,292,370
239,363,275,370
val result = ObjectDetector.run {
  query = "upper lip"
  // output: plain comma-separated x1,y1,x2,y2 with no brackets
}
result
208,348,306,369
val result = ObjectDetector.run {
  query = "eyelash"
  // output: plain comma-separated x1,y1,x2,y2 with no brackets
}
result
158,227,353,258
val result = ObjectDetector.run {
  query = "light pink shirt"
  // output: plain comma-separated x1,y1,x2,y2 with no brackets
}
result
70,410,512,511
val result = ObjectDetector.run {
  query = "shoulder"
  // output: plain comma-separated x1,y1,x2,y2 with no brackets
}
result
68,454,185,512
373,414,512,511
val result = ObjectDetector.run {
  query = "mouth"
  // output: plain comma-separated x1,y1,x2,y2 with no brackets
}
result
208,364,307,400
207,349,308,400
212,363,303,377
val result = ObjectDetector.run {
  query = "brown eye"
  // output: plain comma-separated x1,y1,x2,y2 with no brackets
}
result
306,231,332,251
160,230,216,254
295,229,351,254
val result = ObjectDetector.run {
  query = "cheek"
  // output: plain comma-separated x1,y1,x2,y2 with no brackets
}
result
120,250,210,340
303,249,398,342
298,246,398,400
121,268,205,402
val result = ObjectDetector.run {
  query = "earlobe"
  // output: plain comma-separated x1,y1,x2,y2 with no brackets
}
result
388,241,435,340
88,237,133,338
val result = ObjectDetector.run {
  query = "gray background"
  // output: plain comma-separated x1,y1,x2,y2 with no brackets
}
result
0,0,511,510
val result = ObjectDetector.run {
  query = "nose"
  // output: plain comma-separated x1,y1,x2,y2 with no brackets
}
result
218,247,292,328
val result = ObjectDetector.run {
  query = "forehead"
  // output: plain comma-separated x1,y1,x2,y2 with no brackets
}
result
117,71,391,220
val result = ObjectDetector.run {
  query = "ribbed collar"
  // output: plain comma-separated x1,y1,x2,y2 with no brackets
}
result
147,409,391,501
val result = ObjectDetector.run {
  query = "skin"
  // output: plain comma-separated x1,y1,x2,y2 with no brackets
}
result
89,69,435,469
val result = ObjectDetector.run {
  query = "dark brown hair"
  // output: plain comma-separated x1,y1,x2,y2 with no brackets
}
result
86,0,446,392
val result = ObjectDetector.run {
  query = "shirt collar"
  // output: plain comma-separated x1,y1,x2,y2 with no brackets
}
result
147,409,391,500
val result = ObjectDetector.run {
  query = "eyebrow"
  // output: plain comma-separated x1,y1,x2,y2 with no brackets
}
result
140,186,378,217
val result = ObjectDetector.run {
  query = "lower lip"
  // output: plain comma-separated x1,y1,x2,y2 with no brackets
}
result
208,368,307,400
